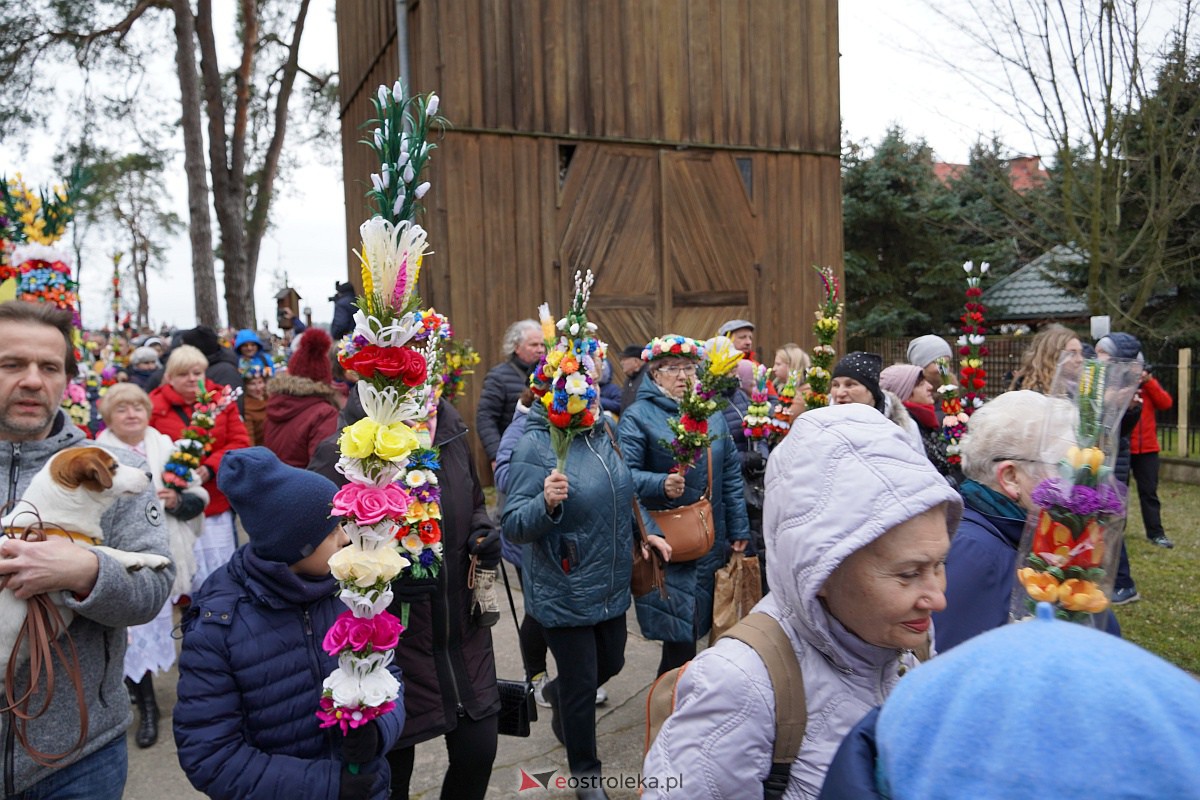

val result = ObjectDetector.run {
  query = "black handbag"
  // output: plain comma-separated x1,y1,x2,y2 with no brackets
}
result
496,562,537,737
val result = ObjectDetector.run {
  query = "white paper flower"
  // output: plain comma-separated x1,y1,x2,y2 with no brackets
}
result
324,666,363,707
392,80,404,102
351,309,423,349
377,84,389,106
10,242,72,268
340,586,394,618
343,521,398,550
358,381,426,426
414,182,430,199
335,455,402,486
353,218,430,308
426,93,439,116
564,372,589,396
962,261,974,273
980,261,990,274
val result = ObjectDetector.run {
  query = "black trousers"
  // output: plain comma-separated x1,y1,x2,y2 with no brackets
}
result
657,639,696,677
516,570,549,676
1130,451,1166,540
542,614,627,777
387,712,499,800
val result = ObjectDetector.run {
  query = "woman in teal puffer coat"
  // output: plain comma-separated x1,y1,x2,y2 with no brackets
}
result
504,401,668,790
617,336,751,677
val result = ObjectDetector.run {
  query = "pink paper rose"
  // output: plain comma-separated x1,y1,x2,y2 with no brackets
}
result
369,611,403,650
322,611,356,656
332,482,413,525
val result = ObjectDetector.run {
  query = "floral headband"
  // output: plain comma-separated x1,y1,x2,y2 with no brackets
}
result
243,365,271,380
641,334,704,363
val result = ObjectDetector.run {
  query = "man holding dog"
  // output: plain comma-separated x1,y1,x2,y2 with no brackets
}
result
0,301,173,799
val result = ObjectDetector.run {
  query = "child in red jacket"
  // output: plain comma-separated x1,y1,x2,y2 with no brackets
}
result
1130,369,1174,548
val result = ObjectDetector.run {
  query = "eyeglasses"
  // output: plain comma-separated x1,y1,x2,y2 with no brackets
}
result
991,456,1052,466
658,365,697,376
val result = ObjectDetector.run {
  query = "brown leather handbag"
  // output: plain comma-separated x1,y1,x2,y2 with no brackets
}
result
603,425,668,598
647,449,714,563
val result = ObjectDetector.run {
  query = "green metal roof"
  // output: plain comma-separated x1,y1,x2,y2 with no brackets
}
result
983,245,1089,321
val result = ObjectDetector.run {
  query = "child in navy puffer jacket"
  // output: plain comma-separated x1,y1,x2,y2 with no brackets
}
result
173,448,403,799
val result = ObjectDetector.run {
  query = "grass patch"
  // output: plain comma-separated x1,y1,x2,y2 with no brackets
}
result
1114,480,1200,675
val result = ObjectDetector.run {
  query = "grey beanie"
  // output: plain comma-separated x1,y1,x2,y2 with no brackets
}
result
130,346,161,367
907,335,953,368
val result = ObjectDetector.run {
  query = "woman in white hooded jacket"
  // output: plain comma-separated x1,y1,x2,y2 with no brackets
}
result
643,403,962,799
97,383,209,749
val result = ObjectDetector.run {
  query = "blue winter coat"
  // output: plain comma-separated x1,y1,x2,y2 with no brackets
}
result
616,376,751,642
933,481,1120,652
174,546,403,800
502,404,635,628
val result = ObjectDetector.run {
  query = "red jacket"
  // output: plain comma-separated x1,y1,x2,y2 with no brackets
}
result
1130,376,1172,454
262,374,341,468
150,379,252,516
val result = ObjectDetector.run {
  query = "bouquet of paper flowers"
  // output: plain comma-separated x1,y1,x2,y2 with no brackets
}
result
61,381,91,429
804,265,842,409
530,270,603,472
936,358,968,466
657,335,742,474
1012,355,1141,625
769,370,799,445
319,80,447,735
162,380,242,490
743,364,771,444
1,173,83,358
958,260,989,413
439,338,480,403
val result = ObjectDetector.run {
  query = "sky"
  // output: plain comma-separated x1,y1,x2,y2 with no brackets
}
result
3,0,1145,332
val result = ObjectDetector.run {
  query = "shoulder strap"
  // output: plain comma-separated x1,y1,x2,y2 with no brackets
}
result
719,612,806,799
703,446,712,499
644,661,690,756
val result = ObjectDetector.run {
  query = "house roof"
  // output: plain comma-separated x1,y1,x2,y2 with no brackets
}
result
983,245,1090,321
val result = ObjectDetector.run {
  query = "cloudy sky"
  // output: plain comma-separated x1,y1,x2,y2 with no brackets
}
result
4,1,1118,331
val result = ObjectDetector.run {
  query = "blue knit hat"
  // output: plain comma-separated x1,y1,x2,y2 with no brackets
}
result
875,603,1200,798
218,447,340,565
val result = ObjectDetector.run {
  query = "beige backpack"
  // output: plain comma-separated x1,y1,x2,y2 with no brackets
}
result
644,612,806,799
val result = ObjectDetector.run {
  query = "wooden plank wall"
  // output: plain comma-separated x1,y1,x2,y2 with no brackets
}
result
335,0,844,480
386,0,839,152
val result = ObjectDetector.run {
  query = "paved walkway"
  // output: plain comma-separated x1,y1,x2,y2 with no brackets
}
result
126,578,666,799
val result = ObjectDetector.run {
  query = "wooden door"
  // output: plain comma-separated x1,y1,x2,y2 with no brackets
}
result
555,143,661,353
660,150,758,340
554,144,759,352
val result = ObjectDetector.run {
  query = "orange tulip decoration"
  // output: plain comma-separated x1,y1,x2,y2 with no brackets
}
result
1011,358,1142,625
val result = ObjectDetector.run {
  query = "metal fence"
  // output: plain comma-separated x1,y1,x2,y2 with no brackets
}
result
850,336,1198,458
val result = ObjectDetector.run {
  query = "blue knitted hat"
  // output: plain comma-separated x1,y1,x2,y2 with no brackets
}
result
218,447,340,565
875,603,1200,798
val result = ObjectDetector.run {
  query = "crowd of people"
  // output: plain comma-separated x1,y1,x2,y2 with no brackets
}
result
0,295,1192,800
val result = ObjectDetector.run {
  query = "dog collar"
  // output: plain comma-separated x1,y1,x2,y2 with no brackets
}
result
2,526,101,547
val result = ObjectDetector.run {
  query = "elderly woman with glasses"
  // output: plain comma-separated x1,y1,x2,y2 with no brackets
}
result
617,335,751,677
931,390,1121,651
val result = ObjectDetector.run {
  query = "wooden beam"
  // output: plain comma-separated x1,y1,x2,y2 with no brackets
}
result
672,290,750,307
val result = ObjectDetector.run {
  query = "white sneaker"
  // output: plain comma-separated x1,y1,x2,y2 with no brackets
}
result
595,686,608,705
532,672,551,708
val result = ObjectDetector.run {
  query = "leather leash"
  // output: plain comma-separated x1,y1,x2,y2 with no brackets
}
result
0,519,90,773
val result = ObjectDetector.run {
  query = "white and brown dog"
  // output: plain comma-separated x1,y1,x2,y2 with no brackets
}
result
0,447,171,682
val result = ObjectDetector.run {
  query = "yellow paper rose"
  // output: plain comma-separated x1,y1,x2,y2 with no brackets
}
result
375,422,420,462
566,394,587,415
1058,578,1110,613
329,545,408,588
1018,567,1060,603
339,418,379,459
